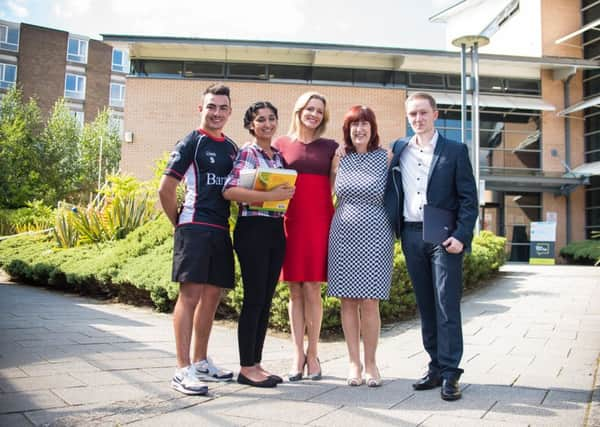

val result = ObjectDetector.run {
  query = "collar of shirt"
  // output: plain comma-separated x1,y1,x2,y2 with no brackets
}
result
409,130,438,152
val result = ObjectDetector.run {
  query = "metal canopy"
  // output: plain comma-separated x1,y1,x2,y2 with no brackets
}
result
557,94,600,117
412,90,556,111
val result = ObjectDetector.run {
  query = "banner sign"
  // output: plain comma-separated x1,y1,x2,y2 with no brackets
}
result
529,221,556,265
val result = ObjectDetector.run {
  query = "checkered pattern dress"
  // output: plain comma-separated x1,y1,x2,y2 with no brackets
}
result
327,149,394,300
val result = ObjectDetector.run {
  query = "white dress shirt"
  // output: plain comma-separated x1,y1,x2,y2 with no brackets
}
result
399,131,438,222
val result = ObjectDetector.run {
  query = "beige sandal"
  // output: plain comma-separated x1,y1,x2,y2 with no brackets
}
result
365,369,382,388
347,364,363,386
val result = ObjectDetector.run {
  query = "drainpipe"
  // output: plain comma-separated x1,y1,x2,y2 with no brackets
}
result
563,73,574,244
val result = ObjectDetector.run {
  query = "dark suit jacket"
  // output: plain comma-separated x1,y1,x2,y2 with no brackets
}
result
384,134,479,250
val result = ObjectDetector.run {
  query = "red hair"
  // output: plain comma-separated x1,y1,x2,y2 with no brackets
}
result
342,105,380,153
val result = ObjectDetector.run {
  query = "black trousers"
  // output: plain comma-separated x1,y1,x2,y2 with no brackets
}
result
401,225,464,380
234,216,285,367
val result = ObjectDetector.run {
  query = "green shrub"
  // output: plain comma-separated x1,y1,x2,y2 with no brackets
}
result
0,221,507,330
560,240,600,265
0,200,54,236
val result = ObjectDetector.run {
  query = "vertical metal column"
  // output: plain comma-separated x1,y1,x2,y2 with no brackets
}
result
460,43,467,147
471,43,481,234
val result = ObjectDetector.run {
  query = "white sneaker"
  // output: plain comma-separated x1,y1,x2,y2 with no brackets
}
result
193,357,234,382
171,366,209,395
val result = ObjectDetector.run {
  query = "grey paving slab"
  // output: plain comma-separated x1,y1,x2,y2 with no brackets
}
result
0,390,67,414
1,264,599,426
0,413,33,427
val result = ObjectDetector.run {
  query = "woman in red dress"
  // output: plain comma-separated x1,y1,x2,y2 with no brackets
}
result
274,92,338,381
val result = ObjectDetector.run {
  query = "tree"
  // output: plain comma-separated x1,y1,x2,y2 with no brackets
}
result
0,87,44,208
79,108,122,196
40,98,81,203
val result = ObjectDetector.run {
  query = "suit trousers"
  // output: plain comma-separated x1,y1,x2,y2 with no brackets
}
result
234,216,286,367
401,226,464,379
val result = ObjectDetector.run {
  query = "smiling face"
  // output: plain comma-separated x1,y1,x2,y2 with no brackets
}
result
406,97,438,137
350,120,371,153
199,93,231,134
299,97,325,131
251,107,278,142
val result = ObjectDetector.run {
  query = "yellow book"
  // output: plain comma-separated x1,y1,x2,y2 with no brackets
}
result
249,167,297,212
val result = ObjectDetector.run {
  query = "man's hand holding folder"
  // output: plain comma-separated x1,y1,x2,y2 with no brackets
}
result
422,204,464,253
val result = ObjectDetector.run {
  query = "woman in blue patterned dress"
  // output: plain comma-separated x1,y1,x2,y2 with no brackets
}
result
327,106,393,387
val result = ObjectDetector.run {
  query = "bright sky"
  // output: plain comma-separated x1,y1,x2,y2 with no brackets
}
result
0,0,448,49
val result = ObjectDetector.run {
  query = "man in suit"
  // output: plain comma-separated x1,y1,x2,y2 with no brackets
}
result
385,92,478,401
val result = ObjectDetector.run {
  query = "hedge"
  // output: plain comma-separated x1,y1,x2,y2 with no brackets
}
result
559,240,600,265
0,215,506,331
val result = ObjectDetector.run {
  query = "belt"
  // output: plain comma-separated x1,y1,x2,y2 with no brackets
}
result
403,221,423,231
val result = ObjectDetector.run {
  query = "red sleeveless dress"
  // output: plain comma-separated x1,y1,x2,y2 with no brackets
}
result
274,136,338,282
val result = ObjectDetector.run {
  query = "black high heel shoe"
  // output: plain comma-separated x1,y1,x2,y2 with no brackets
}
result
287,355,306,382
306,357,322,381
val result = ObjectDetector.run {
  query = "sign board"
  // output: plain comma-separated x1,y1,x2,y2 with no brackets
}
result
546,211,557,223
529,221,556,265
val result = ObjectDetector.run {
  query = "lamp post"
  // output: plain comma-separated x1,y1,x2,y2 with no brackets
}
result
451,35,489,235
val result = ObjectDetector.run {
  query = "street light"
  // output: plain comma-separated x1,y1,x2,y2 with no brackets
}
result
451,34,489,235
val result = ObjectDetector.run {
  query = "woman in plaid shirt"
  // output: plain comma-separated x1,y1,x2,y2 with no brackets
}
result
223,101,295,388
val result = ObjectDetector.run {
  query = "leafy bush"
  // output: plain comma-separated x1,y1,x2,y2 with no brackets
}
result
0,220,506,331
0,200,54,236
559,239,600,265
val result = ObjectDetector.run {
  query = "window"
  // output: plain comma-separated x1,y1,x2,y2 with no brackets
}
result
227,63,268,79
64,74,86,99
0,23,19,51
109,114,124,139
70,110,84,128
112,49,129,73
67,37,88,63
269,64,311,82
109,83,125,107
183,62,224,78
0,63,17,89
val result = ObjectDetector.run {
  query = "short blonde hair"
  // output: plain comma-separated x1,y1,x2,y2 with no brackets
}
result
405,92,437,111
288,91,330,138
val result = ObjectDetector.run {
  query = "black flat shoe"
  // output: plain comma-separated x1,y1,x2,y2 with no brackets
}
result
237,372,278,388
441,377,461,401
269,374,283,384
412,373,441,390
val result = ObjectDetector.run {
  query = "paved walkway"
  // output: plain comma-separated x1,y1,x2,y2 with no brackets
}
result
0,264,598,426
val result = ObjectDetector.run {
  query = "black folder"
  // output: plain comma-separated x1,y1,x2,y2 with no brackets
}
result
423,204,456,245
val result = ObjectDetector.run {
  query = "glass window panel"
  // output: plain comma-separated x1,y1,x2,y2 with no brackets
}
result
408,72,445,88
586,132,600,152
67,38,87,63
587,150,600,163
0,24,19,51
183,62,224,77
0,63,16,88
312,67,353,84
505,79,540,95
140,60,182,77
227,63,267,79
112,49,129,73
353,69,390,86
392,71,407,87
479,76,505,92
586,188,600,205
64,74,85,99
269,64,310,82
109,83,125,107
586,207,600,225
584,76,600,94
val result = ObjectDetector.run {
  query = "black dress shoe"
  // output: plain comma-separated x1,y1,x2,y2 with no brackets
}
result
441,377,461,401
269,374,283,384
412,373,441,390
237,373,277,388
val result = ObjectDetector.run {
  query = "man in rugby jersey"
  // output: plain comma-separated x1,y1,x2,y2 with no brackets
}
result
159,83,238,395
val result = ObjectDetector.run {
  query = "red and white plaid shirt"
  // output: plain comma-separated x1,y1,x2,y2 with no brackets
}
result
223,142,287,218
